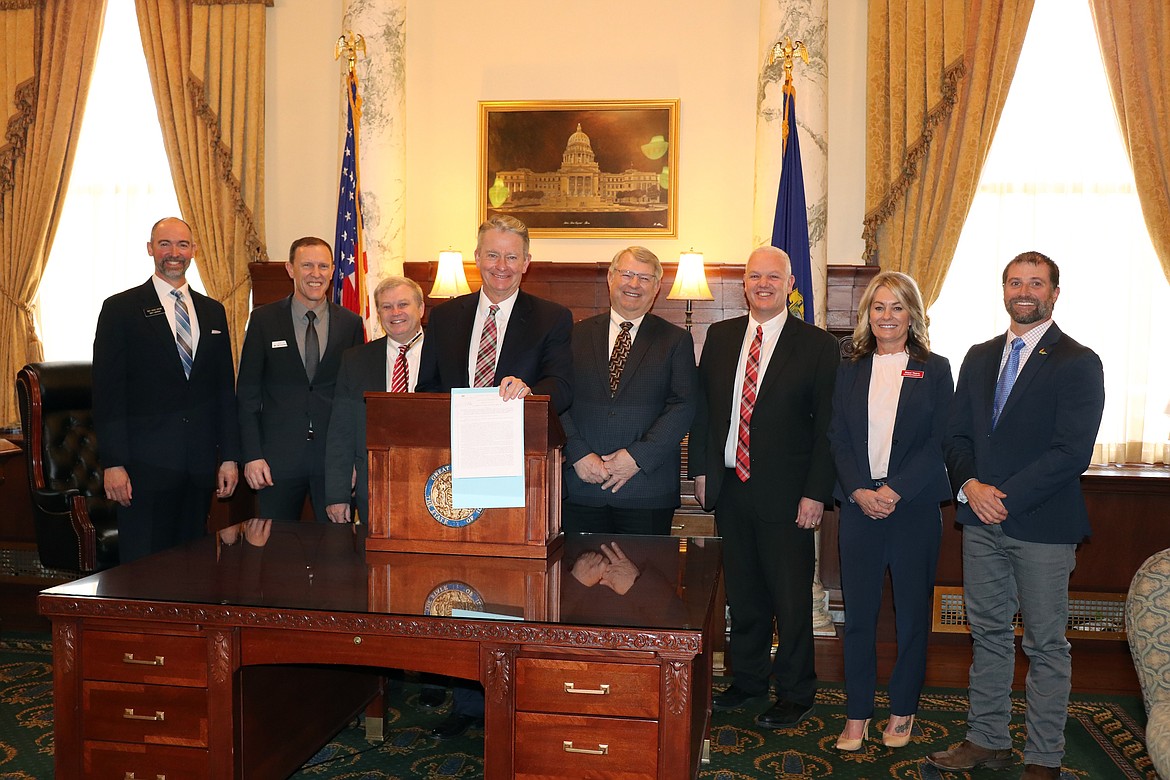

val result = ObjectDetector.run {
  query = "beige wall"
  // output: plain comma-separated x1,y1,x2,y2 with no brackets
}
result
265,0,867,272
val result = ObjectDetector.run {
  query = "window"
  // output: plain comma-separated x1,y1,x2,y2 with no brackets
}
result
928,0,1170,464
36,1,203,362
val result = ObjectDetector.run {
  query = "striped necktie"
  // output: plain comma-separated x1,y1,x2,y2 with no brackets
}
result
171,289,194,379
735,325,763,482
391,343,409,392
473,305,499,387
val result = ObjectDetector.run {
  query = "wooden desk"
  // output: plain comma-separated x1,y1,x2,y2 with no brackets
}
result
40,523,722,779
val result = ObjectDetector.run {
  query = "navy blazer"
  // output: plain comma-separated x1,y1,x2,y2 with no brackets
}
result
945,324,1104,543
324,336,395,521
828,351,953,506
93,278,240,489
415,289,574,413
560,312,697,509
690,314,839,516
236,296,364,469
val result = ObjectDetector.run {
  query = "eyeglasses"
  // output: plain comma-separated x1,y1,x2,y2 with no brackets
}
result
615,270,656,285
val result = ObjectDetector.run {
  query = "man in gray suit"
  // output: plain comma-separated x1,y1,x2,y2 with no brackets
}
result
236,237,365,521
324,276,425,524
560,246,697,535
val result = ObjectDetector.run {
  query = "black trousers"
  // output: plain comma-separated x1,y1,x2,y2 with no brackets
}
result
561,501,675,535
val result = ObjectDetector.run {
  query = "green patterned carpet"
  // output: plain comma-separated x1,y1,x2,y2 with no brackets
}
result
0,633,1155,778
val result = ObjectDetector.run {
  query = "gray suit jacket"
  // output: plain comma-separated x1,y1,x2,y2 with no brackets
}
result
560,312,697,509
236,296,364,474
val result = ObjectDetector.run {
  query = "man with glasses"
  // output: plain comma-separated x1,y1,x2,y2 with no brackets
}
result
559,246,697,535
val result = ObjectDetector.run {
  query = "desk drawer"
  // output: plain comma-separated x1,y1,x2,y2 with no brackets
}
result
82,681,208,747
83,631,208,687
514,712,658,779
516,658,659,718
83,740,208,779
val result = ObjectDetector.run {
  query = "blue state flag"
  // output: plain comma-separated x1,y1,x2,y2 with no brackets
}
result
770,83,814,323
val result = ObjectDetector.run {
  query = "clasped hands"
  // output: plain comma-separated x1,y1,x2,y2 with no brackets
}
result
851,484,902,520
570,542,640,595
573,450,639,493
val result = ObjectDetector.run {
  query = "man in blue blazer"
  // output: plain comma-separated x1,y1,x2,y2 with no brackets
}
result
690,246,839,730
560,246,696,535
236,237,365,522
324,276,425,525
927,251,1105,780
93,217,240,562
416,216,573,739
416,215,572,414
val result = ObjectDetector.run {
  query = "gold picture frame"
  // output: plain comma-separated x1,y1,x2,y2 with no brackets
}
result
478,99,679,238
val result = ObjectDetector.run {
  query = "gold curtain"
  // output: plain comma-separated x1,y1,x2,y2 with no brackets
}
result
1088,0,1170,287
0,0,105,426
134,0,269,359
862,0,1034,306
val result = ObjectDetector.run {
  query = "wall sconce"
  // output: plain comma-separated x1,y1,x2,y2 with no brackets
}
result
430,249,471,299
667,248,714,331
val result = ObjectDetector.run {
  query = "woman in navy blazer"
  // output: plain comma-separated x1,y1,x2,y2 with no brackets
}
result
828,272,954,752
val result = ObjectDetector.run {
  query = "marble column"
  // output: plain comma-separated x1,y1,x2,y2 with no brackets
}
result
754,0,836,637
342,0,407,329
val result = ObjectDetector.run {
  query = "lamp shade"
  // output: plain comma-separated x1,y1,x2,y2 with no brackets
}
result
430,250,471,298
667,250,714,301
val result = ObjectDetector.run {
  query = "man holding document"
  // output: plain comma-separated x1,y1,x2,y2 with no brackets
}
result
415,214,573,739
415,215,573,413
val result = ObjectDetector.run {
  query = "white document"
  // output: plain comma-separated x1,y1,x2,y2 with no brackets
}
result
450,388,525,507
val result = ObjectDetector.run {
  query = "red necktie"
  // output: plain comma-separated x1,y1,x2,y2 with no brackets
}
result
736,325,763,482
473,305,499,387
391,343,409,392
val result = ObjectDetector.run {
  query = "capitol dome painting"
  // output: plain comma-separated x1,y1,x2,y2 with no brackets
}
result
479,100,678,237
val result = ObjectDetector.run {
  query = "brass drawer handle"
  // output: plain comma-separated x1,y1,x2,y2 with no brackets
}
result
122,708,166,722
122,653,165,666
563,682,610,695
123,773,166,779
563,740,608,755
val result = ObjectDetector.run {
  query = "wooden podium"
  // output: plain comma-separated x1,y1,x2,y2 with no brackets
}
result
364,393,564,558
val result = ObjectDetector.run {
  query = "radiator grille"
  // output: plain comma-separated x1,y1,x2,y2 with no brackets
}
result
932,586,1126,641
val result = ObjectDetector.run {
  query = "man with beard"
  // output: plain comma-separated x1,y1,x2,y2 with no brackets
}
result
93,217,240,562
926,251,1104,780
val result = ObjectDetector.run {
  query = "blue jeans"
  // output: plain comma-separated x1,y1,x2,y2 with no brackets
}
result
961,523,1076,767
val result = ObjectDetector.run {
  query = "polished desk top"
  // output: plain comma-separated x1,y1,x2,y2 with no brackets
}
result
40,522,722,638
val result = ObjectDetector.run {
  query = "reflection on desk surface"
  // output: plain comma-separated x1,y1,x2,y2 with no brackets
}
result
41,522,722,633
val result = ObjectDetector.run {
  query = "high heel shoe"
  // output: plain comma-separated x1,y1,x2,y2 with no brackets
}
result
835,718,870,751
882,714,915,748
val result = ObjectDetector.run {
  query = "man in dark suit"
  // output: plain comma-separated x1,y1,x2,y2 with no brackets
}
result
415,215,572,414
416,215,572,739
690,245,839,729
236,237,364,522
324,275,425,525
927,252,1104,780
93,216,241,563
560,246,696,535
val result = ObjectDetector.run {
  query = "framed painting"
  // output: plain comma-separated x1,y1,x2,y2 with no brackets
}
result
478,99,679,238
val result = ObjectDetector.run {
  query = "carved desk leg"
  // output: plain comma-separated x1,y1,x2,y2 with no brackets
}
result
483,644,517,780
53,620,82,780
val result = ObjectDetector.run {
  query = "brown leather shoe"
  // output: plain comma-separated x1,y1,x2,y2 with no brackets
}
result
1020,765,1061,779
924,739,1016,771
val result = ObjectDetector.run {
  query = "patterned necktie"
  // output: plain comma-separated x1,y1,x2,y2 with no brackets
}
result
473,304,499,387
391,343,409,393
304,310,320,382
171,289,193,379
735,325,763,482
992,336,1026,429
609,321,633,395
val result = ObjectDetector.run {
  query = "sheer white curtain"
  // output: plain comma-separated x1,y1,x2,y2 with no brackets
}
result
928,0,1170,465
35,1,203,362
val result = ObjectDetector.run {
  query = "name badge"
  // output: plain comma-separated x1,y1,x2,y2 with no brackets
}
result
271,340,288,348
143,306,164,318
901,370,924,379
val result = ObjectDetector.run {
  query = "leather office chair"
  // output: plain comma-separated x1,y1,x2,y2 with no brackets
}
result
16,361,119,573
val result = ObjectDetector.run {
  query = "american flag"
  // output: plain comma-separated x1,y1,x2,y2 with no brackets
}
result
333,70,368,326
